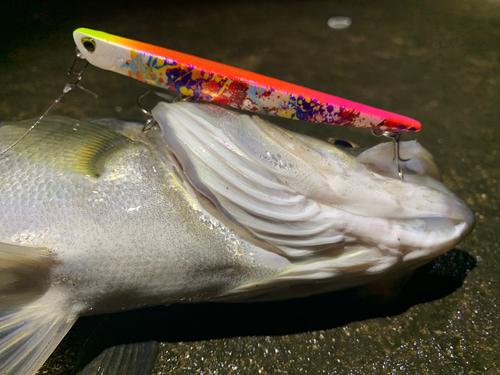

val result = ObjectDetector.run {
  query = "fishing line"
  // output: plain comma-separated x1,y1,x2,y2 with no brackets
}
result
0,49,97,157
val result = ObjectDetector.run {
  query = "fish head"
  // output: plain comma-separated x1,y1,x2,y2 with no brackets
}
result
151,102,475,281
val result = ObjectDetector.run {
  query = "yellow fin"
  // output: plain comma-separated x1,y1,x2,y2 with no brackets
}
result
0,116,132,177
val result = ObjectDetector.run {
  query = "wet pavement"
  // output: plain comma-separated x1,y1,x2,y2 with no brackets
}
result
2,0,499,373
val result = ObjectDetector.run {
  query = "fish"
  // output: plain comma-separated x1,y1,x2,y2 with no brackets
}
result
0,101,474,375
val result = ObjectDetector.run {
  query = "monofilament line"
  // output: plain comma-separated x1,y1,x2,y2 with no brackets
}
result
0,50,96,157
0,90,68,157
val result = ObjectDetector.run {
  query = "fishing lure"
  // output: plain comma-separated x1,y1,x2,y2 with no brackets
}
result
73,28,420,133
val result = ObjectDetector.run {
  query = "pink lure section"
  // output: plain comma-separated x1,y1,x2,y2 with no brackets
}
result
83,29,420,132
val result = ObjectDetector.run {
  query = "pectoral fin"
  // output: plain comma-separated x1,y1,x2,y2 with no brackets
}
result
0,116,132,177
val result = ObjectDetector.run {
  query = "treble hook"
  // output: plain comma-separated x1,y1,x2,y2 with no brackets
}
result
137,90,157,132
136,90,195,132
371,129,410,181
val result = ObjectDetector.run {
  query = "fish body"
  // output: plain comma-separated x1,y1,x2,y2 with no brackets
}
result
0,102,473,374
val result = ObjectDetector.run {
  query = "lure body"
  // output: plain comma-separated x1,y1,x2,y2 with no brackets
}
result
73,28,420,132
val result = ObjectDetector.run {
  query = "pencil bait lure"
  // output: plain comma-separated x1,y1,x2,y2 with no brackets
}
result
73,28,421,133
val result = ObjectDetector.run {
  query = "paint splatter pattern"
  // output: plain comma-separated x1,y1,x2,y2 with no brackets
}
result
121,49,416,132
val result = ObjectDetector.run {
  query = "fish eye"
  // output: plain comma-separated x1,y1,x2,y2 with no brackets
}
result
82,38,96,53
333,139,354,148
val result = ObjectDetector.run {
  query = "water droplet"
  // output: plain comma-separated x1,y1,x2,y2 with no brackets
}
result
327,16,352,30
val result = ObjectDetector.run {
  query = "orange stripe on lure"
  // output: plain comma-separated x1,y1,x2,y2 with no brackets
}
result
73,28,420,132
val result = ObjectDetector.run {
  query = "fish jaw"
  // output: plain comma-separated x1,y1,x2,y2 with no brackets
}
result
151,101,474,287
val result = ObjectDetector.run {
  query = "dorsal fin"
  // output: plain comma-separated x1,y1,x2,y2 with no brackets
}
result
0,116,132,177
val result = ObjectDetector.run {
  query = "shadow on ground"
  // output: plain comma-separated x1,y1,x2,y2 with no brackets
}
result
70,248,475,373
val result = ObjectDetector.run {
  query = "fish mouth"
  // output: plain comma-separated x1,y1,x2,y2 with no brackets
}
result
145,101,475,269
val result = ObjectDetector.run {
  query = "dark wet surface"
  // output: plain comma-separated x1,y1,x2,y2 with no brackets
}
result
2,0,499,373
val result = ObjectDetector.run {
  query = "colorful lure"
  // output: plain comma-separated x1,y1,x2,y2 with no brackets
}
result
73,28,420,132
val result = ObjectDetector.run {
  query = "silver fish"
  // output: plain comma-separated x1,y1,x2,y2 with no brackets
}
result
0,102,474,374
